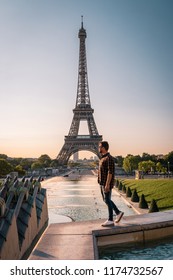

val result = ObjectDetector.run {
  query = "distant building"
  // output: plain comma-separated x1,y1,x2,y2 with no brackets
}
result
115,165,126,176
73,152,79,162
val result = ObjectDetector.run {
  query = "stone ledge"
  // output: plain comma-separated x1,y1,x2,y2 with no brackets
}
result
29,210,173,260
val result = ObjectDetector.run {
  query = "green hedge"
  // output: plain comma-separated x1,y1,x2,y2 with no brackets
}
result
149,199,159,212
126,187,132,197
131,188,139,202
139,194,148,209
122,179,173,211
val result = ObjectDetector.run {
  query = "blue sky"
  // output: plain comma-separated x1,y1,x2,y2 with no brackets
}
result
0,0,173,159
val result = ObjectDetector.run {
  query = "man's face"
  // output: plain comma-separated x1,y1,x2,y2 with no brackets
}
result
98,144,104,154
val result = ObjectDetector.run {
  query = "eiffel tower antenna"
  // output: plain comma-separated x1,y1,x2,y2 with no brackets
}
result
57,20,102,165
81,15,83,28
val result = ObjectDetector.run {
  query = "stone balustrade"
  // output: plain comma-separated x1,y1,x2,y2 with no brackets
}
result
0,176,48,259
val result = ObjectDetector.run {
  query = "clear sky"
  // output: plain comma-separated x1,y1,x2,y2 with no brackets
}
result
0,0,173,159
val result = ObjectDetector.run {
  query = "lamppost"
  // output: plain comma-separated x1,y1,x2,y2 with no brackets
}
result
168,161,170,178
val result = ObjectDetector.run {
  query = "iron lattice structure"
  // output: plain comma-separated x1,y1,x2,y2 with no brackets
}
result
57,19,102,165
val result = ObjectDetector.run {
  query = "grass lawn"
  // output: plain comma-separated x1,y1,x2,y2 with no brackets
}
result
120,179,173,211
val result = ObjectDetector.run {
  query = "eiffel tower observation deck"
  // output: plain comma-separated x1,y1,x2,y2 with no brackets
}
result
57,17,102,165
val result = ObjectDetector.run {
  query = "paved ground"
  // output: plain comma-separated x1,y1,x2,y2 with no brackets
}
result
29,171,151,260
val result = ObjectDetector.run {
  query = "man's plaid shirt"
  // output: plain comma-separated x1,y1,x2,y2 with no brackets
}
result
98,152,115,189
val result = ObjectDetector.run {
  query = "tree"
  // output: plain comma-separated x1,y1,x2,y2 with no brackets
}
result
0,154,8,159
115,156,124,167
123,157,131,173
14,165,26,176
141,153,152,161
0,159,13,177
123,155,141,173
20,158,34,170
31,161,43,170
130,155,141,170
167,151,173,162
8,157,22,168
156,162,162,173
38,154,51,167
165,151,173,172
138,160,155,173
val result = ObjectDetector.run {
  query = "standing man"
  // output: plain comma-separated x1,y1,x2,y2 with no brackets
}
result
98,141,124,226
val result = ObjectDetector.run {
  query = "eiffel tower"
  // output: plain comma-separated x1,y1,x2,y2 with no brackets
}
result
57,18,102,165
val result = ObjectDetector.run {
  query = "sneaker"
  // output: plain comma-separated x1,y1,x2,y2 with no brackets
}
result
115,211,124,223
101,220,114,227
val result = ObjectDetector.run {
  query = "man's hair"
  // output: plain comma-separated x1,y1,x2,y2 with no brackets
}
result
100,141,109,151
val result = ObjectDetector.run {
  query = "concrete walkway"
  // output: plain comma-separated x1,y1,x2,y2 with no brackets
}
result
29,210,173,260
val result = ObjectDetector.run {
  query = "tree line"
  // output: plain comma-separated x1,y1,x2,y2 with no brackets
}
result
115,151,173,174
0,154,59,177
0,151,173,177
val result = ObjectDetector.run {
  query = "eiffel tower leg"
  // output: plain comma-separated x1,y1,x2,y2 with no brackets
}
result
56,142,73,165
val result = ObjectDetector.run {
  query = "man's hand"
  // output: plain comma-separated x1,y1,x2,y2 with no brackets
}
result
105,173,112,193
104,185,110,193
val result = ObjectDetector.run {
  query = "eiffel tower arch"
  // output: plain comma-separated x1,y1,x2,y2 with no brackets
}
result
57,18,102,165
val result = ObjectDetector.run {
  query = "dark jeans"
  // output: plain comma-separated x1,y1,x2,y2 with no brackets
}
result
100,185,120,221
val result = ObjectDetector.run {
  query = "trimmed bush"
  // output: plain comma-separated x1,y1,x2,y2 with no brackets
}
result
139,194,148,209
122,184,126,193
126,187,132,197
118,181,123,191
149,199,159,213
131,188,139,202
115,179,119,188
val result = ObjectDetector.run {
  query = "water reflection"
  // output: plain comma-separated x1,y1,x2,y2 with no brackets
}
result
42,173,135,224
100,237,173,260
